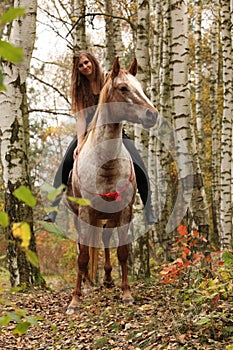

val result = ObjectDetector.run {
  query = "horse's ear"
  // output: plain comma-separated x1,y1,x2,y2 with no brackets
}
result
111,57,120,79
128,58,137,76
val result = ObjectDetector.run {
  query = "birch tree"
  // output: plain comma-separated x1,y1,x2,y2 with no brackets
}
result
104,0,115,70
150,0,161,107
0,0,44,286
112,1,125,64
148,0,162,249
220,0,233,249
194,0,205,173
152,0,175,259
210,0,221,246
72,0,86,51
133,0,152,277
135,0,150,90
170,0,210,251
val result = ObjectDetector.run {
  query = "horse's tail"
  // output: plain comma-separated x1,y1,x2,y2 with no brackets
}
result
89,226,102,284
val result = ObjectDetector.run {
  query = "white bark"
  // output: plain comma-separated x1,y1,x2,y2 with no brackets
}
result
1,0,37,188
72,0,86,50
194,0,205,172
104,0,115,70
133,0,152,272
150,0,161,107
210,0,221,245
220,0,233,249
112,1,124,64
136,0,150,90
0,0,40,286
170,0,209,240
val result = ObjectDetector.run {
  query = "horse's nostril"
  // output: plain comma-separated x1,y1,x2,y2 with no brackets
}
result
146,109,158,122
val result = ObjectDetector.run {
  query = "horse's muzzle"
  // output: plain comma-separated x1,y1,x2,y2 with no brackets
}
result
143,109,158,128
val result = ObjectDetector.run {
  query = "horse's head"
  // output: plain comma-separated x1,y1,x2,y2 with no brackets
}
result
106,57,158,129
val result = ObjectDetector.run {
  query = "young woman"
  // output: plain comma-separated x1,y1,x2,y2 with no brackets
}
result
44,51,156,225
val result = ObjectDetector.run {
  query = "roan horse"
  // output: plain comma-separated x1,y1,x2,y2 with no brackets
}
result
65,57,158,314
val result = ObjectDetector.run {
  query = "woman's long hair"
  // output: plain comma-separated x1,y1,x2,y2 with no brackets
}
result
71,51,104,113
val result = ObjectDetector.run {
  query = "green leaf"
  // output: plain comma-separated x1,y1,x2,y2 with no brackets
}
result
40,183,56,192
38,221,65,236
0,40,23,63
0,8,25,25
222,251,233,264
14,186,36,207
196,317,211,325
194,295,206,303
6,312,21,323
41,184,66,201
44,206,58,213
0,315,11,326
0,212,9,227
24,315,40,326
25,249,39,268
13,321,31,335
14,309,26,317
0,69,6,91
67,196,90,206
47,186,65,201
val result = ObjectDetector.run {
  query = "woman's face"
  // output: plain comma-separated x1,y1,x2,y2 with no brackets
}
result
78,55,93,77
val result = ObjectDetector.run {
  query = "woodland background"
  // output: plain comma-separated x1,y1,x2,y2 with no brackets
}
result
0,0,233,349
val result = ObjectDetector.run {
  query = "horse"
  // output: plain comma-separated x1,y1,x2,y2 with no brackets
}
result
65,57,158,314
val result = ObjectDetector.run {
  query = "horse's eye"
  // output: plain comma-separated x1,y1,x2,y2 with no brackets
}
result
120,86,128,93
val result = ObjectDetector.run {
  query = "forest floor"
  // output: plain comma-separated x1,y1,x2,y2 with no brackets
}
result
0,273,232,350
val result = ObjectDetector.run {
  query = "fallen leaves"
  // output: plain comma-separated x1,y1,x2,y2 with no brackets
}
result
0,279,232,349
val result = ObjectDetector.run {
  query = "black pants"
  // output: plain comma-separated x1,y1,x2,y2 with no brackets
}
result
52,131,152,208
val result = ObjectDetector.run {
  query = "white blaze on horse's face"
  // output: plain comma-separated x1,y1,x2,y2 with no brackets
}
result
110,72,158,128
114,73,153,107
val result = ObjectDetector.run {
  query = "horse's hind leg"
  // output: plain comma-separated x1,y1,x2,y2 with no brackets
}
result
102,228,114,287
117,227,134,303
66,244,89,314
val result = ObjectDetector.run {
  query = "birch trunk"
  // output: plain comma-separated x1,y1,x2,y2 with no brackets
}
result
112,1,124,64
136,0,150,90
104,0,115,70
150,0,161,107
133,0,151,277
210,0,221,247
220,0,233,249
0,0,44,286
72,0,86,50
148,0,162,252
153,0,175,259
0,1,14,40
194,0,205,173
170,0,210,251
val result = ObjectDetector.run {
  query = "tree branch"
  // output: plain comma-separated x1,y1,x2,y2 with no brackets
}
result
29,73,70,105
66,12,137,38
29,108,72,117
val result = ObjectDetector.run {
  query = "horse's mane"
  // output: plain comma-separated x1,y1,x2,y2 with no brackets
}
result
79,72,112,150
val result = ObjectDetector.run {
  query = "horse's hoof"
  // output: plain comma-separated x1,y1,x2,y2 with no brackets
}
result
103,279,115,288
66,305,80,315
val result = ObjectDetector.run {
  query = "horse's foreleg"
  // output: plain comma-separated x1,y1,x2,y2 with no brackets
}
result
102,229,114,287
66,244,89,314
117,236,134,303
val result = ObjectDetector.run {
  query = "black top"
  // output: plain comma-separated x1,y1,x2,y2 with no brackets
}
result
86,94,99,127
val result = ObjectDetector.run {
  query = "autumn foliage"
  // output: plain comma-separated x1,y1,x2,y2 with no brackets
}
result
159,225,229,286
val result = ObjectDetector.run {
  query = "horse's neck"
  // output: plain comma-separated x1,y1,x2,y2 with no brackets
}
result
94,122,122,140
81,104,128,165
92,107,123,148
